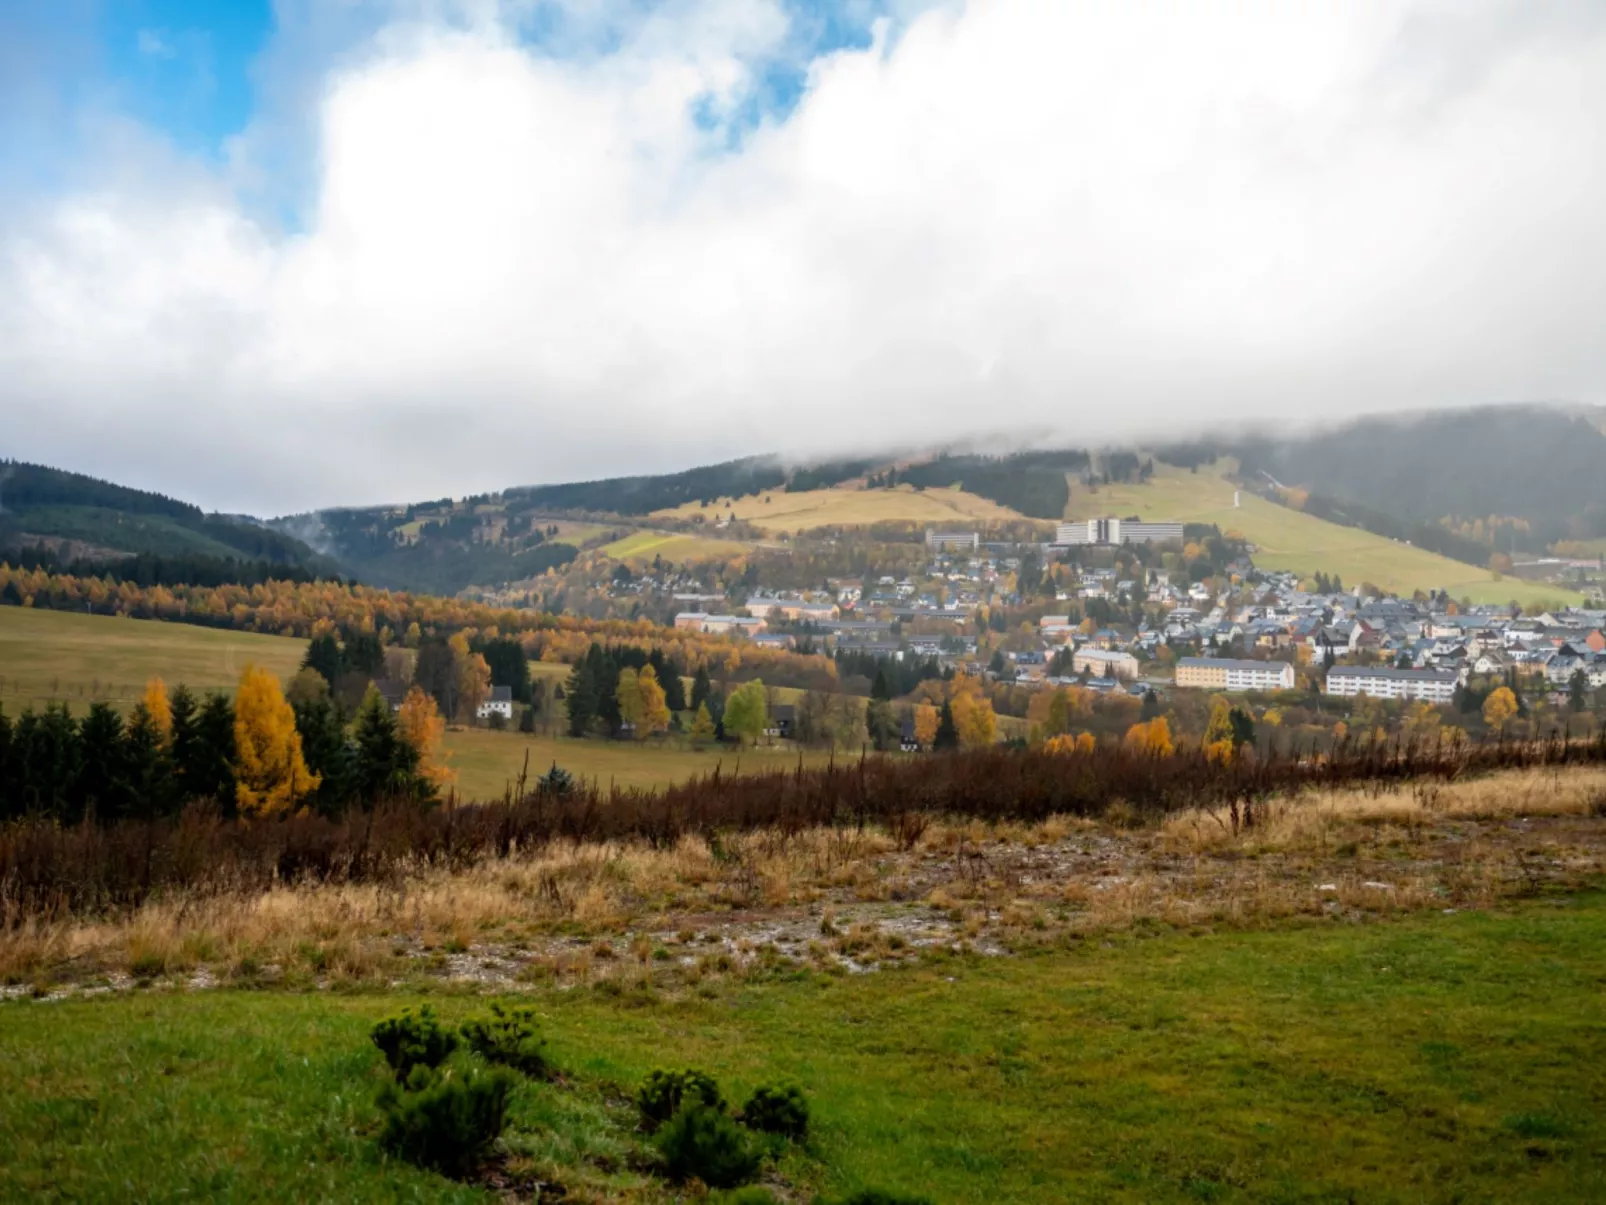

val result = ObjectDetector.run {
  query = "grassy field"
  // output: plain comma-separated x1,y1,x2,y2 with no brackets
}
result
0,606,308,713
598,528,754,563
1072,464,1582,606
3,889,1604,1201
653,484,1028,534
443,725,849,798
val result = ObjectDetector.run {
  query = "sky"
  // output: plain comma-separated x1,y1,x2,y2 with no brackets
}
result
1,0,1603,517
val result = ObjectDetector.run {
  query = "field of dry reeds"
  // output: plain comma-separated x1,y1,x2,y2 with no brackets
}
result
4,735,1605,995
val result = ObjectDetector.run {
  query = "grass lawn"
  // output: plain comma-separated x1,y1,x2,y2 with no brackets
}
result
599,529,754,563
0,605,307,714
653,484,1028,534
4,891,1605,1202
442,725,849,798
1072,464,1583,607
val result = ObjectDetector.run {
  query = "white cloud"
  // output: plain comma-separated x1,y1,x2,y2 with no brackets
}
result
136,29,176,58
3,0,1605,514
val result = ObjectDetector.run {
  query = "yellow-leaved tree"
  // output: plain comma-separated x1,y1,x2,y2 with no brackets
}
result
636,665,671,738
1045,731,1095,755
913,703,940,750
1203,699,1236,764
140,676,173,746
233,665,320,818
1482,686,1519,729
1124,716,1174,756
398,685,456,791
950,691,997,750
689,701,716,746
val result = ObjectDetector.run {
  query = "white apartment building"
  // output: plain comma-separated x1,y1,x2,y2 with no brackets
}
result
1175,657,1295,692
1055,518,1184,547
1323,666,1458,704
1071,647,1141,681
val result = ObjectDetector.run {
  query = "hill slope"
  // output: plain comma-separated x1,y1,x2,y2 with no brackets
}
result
0,461,336,575
1069,462,1580,605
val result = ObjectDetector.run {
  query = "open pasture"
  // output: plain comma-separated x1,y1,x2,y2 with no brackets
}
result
653,483,1028,534
1071,463,1581,606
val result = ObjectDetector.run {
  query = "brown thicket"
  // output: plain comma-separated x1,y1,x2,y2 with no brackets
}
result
4,728,1602,919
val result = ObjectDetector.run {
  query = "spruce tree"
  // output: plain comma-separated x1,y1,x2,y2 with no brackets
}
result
871,668,892,702
303,633,344,687
295,694,356,817
690,666,712,714
565,652,597,737
934,701,959,750
124,703,178,820
187,693,238,813
353,687,421,800
77,703,126,823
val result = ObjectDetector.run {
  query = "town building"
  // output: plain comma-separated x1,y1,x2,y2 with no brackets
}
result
1071,647,1141,681
1175,657,1295,692
925,530,980,552
1054,518,1184,547
477,685,515,721
1324,666,1458,703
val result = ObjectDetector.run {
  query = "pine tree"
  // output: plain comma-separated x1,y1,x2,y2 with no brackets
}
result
77,702,125,823
168,684,198,797
871,668,892,702
293,693,356,817
934,701,959,750
690,665,712,715
124,702,178,820
188,693,238,812
565,654,597,737
353,686,422,801
303,633,344,686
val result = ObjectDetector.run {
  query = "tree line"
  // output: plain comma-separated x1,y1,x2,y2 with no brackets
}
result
0,667,449,826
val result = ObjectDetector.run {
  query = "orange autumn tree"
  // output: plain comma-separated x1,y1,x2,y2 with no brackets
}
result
635,664,671,738
1124,716,1174,756
398,686,456,791
949,690,997,750
233,665,320,817
1044,731,1095,755
913,703,940,749
140,676,173,745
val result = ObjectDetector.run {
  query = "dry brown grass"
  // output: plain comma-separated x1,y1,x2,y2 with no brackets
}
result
5,766,1604,993
1161,765,1606,855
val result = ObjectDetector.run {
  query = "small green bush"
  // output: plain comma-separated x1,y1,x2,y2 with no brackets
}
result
377,1064,516,1178
739,1084,809,1140
656,1103,761,1189
460,1002,549,1077
371,1006,458,1081
713,1188,779,1204
638,1068,724,1131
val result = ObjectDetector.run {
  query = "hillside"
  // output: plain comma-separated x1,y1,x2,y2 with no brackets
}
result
0,461,336,576
653,482,1031,534
1235,406,1606,549
1068,462,1582,606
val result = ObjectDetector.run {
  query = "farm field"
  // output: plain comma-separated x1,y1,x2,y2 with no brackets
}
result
598,528,753,563
3,889,1604,1202
1071,464,1583,607
0,606,307,713
653,483,1029,534
443,724,849,799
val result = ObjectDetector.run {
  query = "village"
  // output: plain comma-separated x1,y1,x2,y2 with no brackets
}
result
655,521,1606,714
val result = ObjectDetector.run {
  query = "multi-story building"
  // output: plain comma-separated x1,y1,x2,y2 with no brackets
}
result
1175,657,1295,692
925,530,980,552
1323,666,1458,703
1054,518,1184,547
1071,647,1141,681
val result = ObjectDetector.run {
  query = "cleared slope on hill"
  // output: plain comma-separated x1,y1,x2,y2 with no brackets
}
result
653,483,1028,533
1070,464,1581,605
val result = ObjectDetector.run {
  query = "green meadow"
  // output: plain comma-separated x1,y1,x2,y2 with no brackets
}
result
3,891,1604,1202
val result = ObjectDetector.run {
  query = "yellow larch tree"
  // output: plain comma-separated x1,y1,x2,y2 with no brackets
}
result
399,685,456,791
636,665,671,738
913,703,940,749
233,665,320,818
140,676,173,746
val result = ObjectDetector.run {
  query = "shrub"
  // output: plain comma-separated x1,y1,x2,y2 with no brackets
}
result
828,1192,935,1205
739,1084,809,1140
371,1006,458,1081
460,1001,549,1077
638,1067,724,1132
656,1103,761,1189
377,1064,516,1178
713,1189,779,1204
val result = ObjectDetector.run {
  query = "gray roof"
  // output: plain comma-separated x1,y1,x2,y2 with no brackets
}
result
1326,666,1456,682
